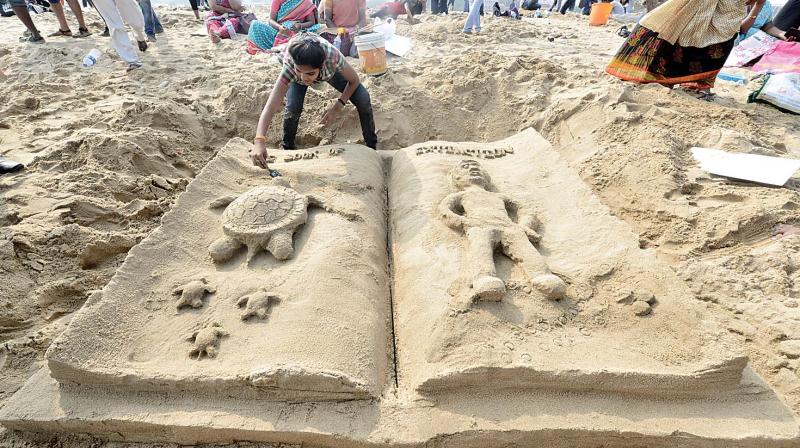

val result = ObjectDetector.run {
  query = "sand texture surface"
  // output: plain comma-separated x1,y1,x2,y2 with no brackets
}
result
1,4,800,447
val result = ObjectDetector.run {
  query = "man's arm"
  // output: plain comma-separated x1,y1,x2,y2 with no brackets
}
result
358,1,367,27
251,77,290,169
323,0,336,27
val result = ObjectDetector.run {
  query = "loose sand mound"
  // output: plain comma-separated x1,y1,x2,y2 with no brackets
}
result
1,5,799,447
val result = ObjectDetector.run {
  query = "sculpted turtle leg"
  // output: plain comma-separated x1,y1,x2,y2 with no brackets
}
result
466,227,505,301
266,229,295,261
501,228,566,300
209,237,243,262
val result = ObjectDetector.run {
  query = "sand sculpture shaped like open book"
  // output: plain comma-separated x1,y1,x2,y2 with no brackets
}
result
44,131,744,399
5,130,798,446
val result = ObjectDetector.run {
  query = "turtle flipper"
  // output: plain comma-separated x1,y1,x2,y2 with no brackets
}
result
266,230,294,261
209,195,237,209
209,237,243,263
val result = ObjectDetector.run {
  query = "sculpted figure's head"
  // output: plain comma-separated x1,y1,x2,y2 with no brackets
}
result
450,159,491,190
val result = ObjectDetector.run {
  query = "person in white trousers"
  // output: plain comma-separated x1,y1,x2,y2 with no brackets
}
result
92,0,148,70
463,0,485,32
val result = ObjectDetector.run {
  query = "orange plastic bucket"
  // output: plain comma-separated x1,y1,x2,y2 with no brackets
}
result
589,2,613,26
354,32,388,76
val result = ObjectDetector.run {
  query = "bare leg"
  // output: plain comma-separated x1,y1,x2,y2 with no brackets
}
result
50,1,73,33
12,6,43,39
65,0,88,29
466,227,505,301
501,229,566,300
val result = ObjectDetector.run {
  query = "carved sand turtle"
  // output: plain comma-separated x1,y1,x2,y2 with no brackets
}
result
208,179,357,263
237,289,281,321
186,322,228,359
173,278,215,310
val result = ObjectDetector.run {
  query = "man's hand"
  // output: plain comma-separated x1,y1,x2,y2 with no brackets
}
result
321,101,343,126
250,142,270,170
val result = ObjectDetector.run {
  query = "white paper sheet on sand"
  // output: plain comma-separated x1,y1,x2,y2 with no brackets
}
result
385,35,412,57
691,147,800,186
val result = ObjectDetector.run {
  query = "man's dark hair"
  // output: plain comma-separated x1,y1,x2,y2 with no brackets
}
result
288,35,327,69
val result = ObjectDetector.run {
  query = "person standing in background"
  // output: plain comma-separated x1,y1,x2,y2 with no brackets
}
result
463,0,485,32
46,0,92,37
8,0,46,42
138,0,163,42
92,0,148,70
606,0,761,99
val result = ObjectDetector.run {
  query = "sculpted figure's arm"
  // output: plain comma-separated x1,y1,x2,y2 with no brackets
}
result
505,197,542,244
439,192,467,230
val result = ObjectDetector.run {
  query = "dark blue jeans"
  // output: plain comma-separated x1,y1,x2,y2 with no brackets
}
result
138,0,163,36
283,71,378,150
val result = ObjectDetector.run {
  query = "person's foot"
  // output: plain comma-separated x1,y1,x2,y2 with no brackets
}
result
471,275,506,301
127,62,142,72
146,34,157,42
73,27,92,38
20,34,45,43
137,40,148,51
48,28,73,37
155,27,164,34
102,27,110,37
209,30,221,43
0,157,25,174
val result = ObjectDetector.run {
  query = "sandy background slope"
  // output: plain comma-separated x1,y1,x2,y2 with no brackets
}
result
1,5,799,446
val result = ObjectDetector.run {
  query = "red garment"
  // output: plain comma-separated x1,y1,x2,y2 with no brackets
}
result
385,1,406,15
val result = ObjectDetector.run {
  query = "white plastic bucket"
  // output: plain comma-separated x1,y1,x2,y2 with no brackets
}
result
354,32,388,76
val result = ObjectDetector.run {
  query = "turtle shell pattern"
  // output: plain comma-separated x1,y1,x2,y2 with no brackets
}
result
221,186,308,239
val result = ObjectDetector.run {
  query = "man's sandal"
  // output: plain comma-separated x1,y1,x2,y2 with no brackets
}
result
48,29,73,37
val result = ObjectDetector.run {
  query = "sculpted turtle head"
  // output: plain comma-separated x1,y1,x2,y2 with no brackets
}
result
450,159,491,190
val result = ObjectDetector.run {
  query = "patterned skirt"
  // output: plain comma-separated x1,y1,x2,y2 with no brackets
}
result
606,25,736,90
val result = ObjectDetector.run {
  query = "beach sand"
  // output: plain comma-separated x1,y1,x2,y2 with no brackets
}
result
1,5,799,446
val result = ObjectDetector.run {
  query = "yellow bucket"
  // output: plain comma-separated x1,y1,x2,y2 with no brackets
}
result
354,32,388,76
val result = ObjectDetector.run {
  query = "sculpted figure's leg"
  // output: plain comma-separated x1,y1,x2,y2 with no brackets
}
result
466,227,505,301
501,229,566,300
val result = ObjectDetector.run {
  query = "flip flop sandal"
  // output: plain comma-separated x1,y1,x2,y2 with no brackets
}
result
73,27,92,38
137,40,148,51
127,62,143,72
48,29,73,37
19,34,45,43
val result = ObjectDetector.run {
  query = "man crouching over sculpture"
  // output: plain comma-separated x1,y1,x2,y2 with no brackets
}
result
439,160,567,303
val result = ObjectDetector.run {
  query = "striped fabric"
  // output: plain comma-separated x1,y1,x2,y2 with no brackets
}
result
279,35,346,86
639,0,748,47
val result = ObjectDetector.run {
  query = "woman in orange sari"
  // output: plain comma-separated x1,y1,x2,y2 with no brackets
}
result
606,0,764,98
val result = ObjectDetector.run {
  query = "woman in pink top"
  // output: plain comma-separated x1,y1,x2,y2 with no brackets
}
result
322,0,366,27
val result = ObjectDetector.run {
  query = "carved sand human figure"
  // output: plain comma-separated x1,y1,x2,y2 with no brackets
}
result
439,160,567,302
